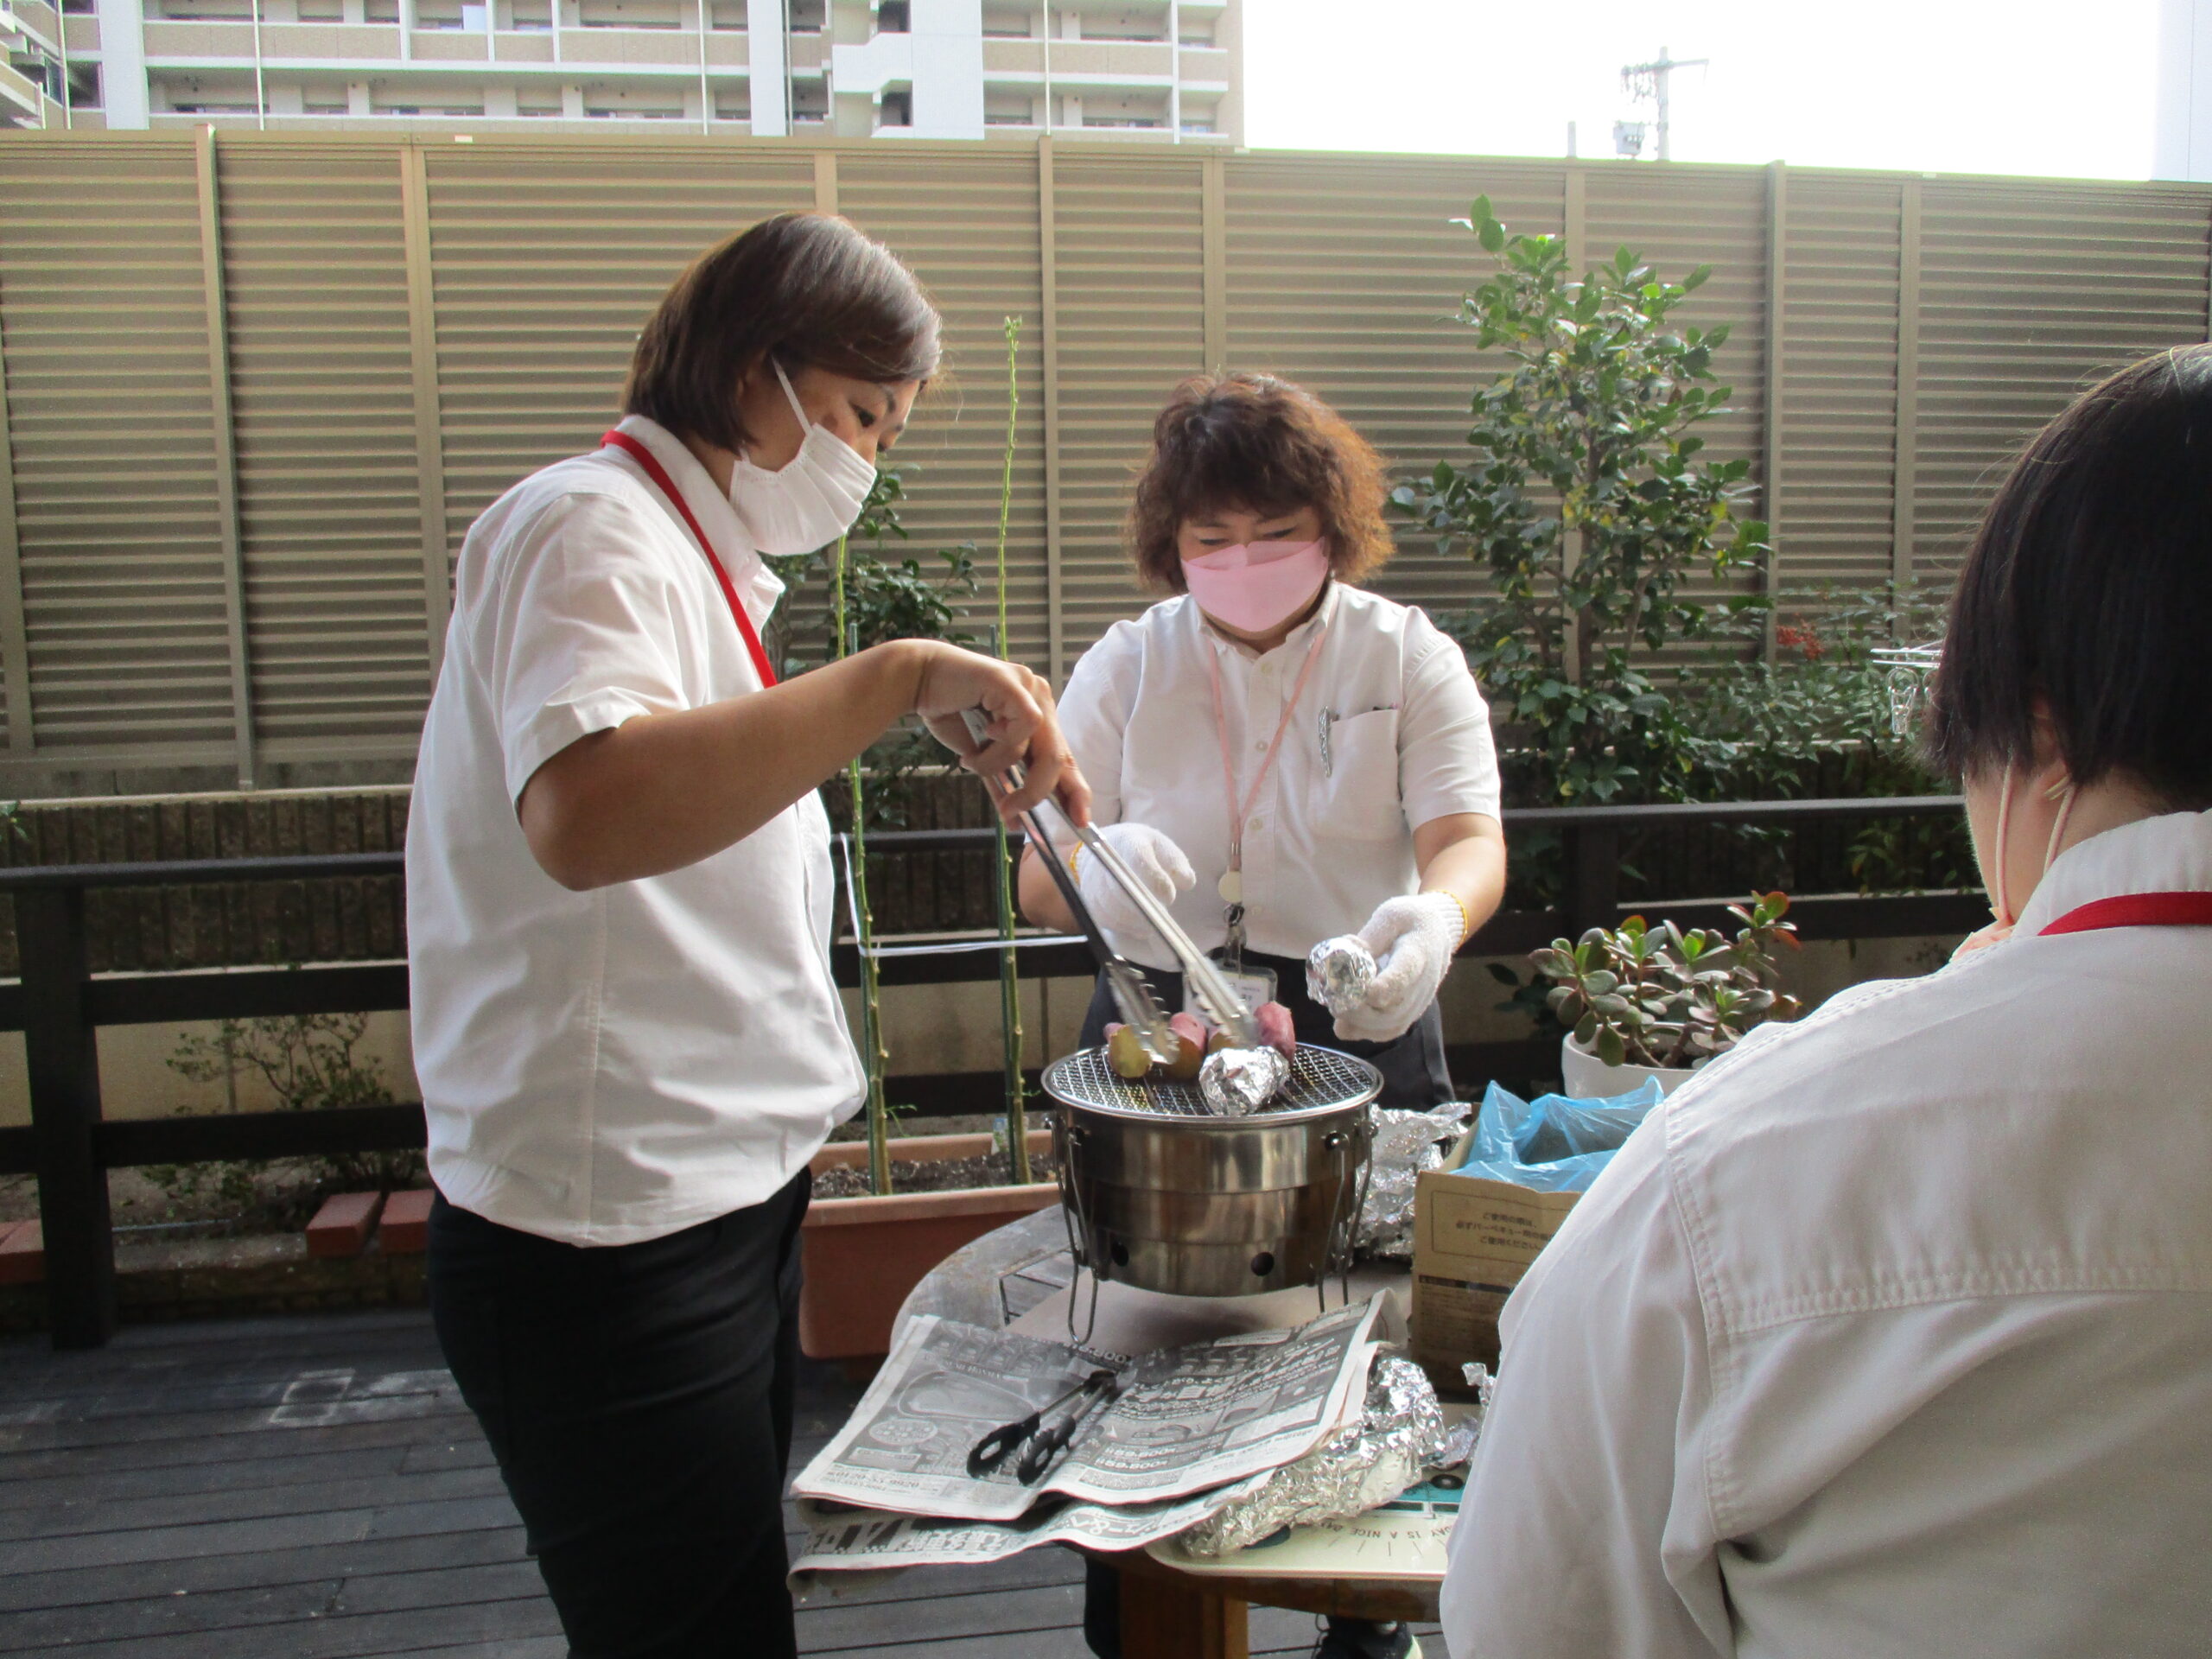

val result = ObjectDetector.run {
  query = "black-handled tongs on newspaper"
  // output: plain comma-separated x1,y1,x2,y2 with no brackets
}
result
966,1368,1121,1486
958,709,1259,1053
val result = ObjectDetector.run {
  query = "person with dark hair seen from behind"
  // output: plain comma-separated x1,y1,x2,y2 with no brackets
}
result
408,213,1085,1659
1438,344,2212,1656
1025,373,1508,1659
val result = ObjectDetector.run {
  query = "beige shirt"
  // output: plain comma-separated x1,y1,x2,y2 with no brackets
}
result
1442,810,2212,1657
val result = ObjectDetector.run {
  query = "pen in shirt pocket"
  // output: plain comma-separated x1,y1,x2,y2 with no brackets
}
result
1318,709,1335,777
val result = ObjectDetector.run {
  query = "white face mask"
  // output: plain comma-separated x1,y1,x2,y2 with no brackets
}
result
727,361,878,558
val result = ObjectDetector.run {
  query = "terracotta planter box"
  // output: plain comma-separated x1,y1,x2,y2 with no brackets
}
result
799,1130,1058,1362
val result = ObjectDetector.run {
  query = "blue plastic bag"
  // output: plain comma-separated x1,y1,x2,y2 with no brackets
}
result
1452,1077,1665,1192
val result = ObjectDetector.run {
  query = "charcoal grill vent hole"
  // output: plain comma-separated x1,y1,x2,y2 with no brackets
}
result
1249,1250,1275,1277
1110,1239,1129,1267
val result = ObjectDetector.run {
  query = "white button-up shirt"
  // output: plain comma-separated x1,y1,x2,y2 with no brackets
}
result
407,415,864,1247
1058,584,1501,969
1440,809,2212,1658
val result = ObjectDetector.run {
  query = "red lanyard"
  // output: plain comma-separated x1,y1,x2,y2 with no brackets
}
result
2039,891,2212,936
600,429,779,689
1203,620,1328,906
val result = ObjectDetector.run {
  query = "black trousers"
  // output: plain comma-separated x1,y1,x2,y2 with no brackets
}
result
1079,950,1448,1657
428,1173,810,1659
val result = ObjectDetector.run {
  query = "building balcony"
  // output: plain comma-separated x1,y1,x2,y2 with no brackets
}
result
1,0,62,54
981,36,1171,79
0,57,47,123
139,19,751,70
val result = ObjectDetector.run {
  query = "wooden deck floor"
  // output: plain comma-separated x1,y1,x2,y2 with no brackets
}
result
0,1309,1435,1658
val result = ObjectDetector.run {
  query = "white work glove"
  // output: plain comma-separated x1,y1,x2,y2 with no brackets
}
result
1333,892,1465,1044
1075,823,1195,942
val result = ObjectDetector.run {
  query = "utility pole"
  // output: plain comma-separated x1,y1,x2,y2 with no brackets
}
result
1621,44,1708,161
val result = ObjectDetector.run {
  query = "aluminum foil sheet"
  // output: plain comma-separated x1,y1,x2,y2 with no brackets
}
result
1434,1363,1492,1470
1306,935,1376,1017
1198,1045,1288,1116
1175,1353,1446,1557
1356,1100,1475,1260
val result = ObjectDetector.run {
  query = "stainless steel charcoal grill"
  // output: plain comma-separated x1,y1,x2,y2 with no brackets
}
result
1043,1042,1382,1300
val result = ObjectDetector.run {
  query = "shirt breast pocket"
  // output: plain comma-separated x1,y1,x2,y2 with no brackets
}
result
1315,708,1404,842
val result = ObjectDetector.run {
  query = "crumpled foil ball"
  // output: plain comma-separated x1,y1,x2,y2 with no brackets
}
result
1199,1045,1288,1116
1173,1353,1446,1557
1357,1099,1475,1260
1306,935,1377,1017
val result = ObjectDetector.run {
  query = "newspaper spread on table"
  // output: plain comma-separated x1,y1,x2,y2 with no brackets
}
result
791,1295,1385,1524
790,1471,1274,1582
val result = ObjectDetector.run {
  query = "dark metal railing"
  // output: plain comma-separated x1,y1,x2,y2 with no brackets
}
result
2,796,1979,1350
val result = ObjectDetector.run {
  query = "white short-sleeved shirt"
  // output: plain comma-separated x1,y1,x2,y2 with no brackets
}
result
1440,809,2212,1658
406,415,864,1247
1058,583,1501,968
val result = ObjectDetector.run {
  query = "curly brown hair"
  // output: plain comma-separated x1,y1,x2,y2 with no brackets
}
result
1126,373,1395,593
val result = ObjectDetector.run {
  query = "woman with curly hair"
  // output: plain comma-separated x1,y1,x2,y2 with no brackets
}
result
1023,373,1506,1658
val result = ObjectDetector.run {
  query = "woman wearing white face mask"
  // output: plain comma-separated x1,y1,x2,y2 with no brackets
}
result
1024,375,1505,1659
408,213,1085,1659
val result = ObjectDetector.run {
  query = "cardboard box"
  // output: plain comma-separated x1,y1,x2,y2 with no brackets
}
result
1410,1127,1582,1379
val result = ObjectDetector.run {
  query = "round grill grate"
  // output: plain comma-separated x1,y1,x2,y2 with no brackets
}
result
1040,1043,1383,1119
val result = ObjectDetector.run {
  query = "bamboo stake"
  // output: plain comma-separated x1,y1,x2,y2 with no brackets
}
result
993,316,1033,1185
834,533,893,1197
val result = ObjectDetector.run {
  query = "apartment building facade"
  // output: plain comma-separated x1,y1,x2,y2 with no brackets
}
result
4,0,1240,141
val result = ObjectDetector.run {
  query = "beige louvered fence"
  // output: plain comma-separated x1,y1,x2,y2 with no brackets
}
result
0,130,2206,797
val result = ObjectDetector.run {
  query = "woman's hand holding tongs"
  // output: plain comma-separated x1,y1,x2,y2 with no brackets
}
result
912,645,1090,828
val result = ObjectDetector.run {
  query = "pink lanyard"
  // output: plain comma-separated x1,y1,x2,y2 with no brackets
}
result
600,429,779,690
1203,620,1328,910
2038,891,2212,935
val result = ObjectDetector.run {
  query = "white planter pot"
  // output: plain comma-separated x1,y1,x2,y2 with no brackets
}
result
1560,1033,1696,1100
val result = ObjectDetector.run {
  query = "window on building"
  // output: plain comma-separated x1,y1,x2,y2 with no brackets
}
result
792,79,826,120
1177,15,1214,47
294,0,346,22
707,0,742,26
575,0,680,27
983,89,1034,125
878,86,911,127
365,0,399,22
507,0,553,27
874,0,906,30
1080,9,1165,41
301,84,350,111
712,85,747,118
787,0,823,29
64,61,99,105
59,0,96,16
979,5,1027,35
154,0,254,20
515,83,565,112
582,84,685,116
1179,116,1213,134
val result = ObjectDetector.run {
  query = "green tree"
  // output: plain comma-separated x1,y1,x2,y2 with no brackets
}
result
1392,195,1770,802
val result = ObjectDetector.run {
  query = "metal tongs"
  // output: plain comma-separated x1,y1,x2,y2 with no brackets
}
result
959,709,1259,1052
966,1368,1120,1486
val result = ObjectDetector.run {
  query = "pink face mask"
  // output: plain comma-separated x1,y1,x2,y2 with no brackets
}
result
1181,539,1331,634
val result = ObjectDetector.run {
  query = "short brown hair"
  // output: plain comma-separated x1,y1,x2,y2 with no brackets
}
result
622,213,941,453
1926,345,2212,807
1126,373,1394,593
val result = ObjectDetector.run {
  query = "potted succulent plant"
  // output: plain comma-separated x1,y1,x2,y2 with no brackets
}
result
1529,892,1802,1097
